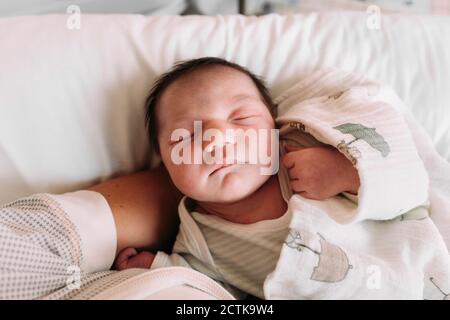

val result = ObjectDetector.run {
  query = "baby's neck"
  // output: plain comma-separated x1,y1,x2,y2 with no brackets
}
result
194,175,287,224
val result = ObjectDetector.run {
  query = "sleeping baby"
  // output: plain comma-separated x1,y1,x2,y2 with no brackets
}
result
113,57,361,299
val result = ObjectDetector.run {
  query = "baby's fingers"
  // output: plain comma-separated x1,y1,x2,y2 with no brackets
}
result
124,251,155,269
114,247,138,270
289,179,307,193
282,145,308,169
287,166,301,180
281,152,296,169
284,144,304,153
289,182,317,200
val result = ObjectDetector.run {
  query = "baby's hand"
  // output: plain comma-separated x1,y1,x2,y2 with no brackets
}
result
282,145,360,200
114,247,156,271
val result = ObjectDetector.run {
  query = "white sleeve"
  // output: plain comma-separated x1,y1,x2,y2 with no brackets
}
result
48,190,117,273
0,190,116,299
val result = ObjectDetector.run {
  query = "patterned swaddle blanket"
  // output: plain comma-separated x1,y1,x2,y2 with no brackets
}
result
264,69,450,299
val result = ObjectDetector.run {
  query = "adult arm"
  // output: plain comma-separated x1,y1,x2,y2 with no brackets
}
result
88,164,182,255
0,165,181,299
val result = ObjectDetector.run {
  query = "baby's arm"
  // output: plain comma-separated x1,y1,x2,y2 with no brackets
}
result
114,247,156,270
281,145,360,200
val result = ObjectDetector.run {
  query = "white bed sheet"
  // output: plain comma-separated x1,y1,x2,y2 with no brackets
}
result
0,13,449,204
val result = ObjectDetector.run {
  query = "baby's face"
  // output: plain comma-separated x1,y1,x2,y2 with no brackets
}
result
156,66,276,203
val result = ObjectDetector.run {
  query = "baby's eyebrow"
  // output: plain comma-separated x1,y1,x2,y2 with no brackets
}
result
167,94,260,129
170,116,192,130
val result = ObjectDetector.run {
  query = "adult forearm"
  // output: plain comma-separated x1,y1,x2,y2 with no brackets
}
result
88,165,182,255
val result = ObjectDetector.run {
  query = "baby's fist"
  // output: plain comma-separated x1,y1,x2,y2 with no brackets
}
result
114,247,156,271
282,145,360,200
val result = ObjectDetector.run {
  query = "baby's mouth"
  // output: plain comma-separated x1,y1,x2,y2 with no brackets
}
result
210,163,234,175
210,161,247,176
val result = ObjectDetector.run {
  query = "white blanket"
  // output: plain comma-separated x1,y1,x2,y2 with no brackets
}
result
264,68,450,300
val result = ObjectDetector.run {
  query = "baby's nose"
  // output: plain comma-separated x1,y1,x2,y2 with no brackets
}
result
202,119,229,133
201,120,236,153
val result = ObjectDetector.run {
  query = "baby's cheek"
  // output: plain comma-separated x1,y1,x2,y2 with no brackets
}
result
254,127,278,166
172,165,204,195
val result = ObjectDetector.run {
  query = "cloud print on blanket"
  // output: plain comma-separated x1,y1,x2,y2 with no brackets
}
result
263,68,450,300
334,122,390,165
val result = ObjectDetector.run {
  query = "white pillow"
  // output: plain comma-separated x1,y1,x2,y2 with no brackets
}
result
1,13,449,204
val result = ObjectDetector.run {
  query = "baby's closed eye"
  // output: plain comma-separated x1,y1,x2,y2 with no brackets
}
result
231,114,259,125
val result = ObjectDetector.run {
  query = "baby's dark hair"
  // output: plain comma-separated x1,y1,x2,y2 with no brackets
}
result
144,56,276,153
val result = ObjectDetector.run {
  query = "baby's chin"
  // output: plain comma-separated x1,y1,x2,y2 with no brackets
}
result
193,166,268,203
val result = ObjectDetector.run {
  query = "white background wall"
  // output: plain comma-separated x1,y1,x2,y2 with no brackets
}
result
0,0,188,16
0,0,440,17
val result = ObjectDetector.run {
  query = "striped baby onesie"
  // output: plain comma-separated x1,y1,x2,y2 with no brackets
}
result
150,172,293,299
150,134,359,299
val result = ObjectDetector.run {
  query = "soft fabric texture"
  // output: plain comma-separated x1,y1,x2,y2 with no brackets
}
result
1,13,450,205
150,179,292,300
275,68,430,224
0,190,235,300
1,13,450,299
150,68,450,300
1,68,449,299
264,68,450,299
